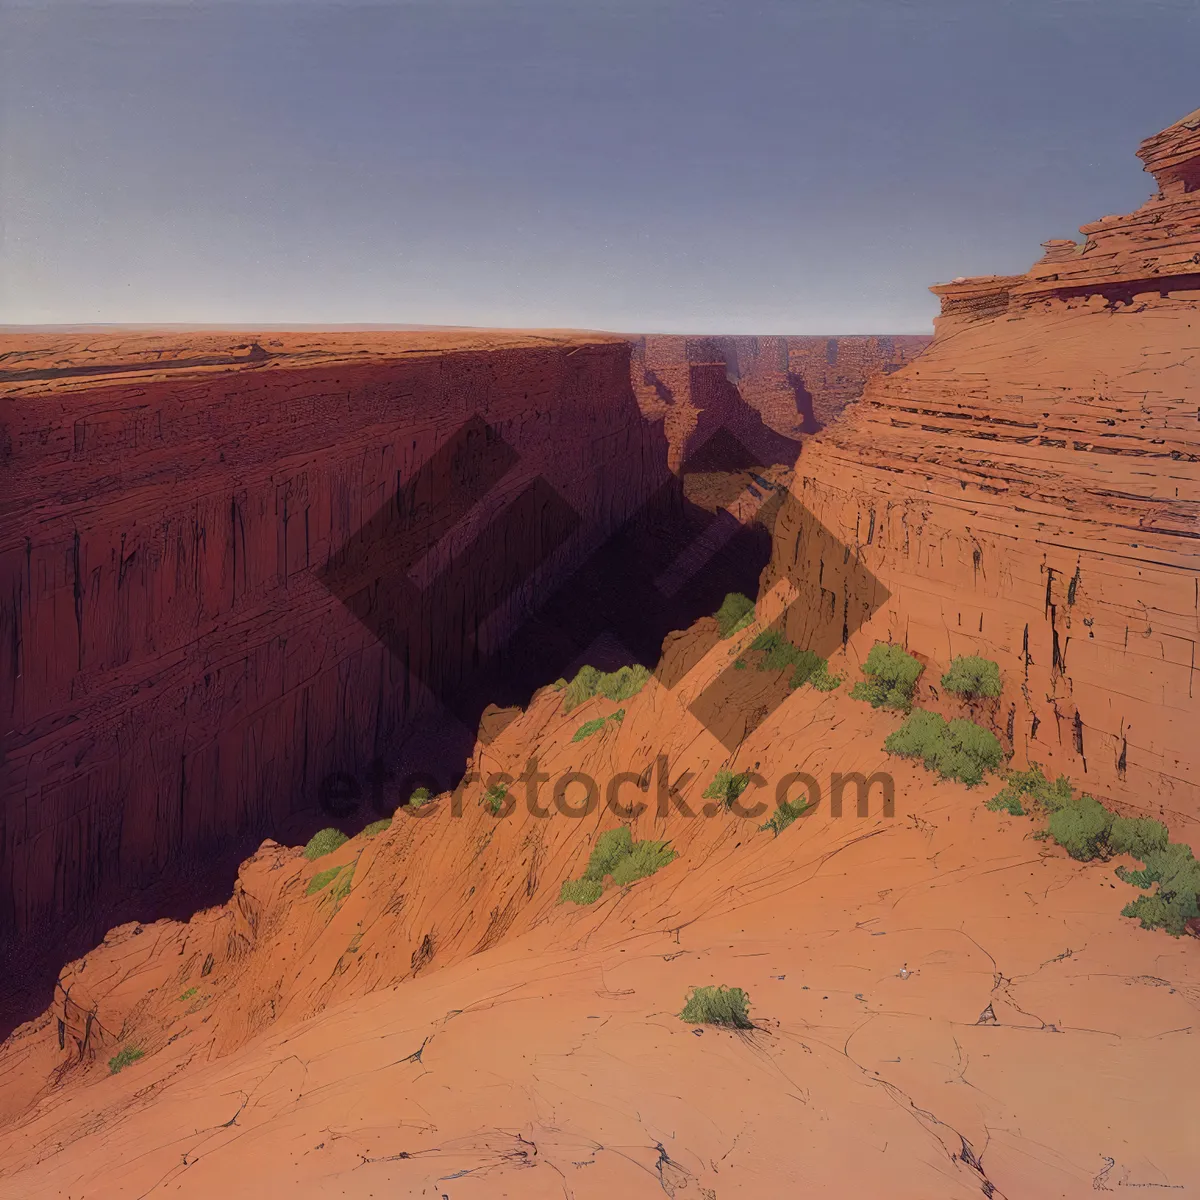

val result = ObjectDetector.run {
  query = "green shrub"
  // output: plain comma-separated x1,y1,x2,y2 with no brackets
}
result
408,787,433,808
884,710,1003,786
715,592,756,638
598,664,651,702
306,865,344,896
760,796,811,836
749,629,799,672
808,663,843,692
331,864,354,902
679,985,752,1029
1108,816,1169,861
941,655,1002,699
1047,795,1114,861
483,783,508,815
1116,841,1200,899
562,664,602,713
703,769,752,807
303,827,349,861
583,826,635,881
109,1045,144,1075
178,987,197,1002
610,839,676,886
362,818,392,837
851,642,924,710
562,664,650,713
573,717,608,742
986,765,1074,816
1121,892,1199,937
559,878,604,905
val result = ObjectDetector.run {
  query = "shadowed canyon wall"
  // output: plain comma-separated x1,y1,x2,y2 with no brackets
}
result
630,333,931,461
765,108,1200,831
0,332,674,942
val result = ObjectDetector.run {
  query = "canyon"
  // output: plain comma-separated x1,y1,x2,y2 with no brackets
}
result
0,108,1197,1199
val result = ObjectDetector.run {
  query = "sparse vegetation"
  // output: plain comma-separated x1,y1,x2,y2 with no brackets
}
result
984,764,1199,937
331,863,355,903
610,839,677,886
559,878,603,905
884,709,1004,786
679,985,752,1028
408,787,433,807
985,765,1073,816
483,783,508,815
739,627,836,691
851,642,924,710
306,864,344,895
108,1045,144,1074
178,987,197,1002
808,662,843,692
561,664,651,713
941,654,1002,699
703,769,752,807
715,592,756,638
362,818,392,837
1047,795,1114,861
303,827,349,861
559,826,677,904
760,796,812,837
572,708,626,742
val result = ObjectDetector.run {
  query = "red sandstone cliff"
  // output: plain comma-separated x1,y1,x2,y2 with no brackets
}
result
766,107,1200,832
0,331,671,943
630,333,931,460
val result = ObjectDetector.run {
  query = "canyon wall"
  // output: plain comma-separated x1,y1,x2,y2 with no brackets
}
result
0,331,671,940
766,108,1200,830
630,333,931,457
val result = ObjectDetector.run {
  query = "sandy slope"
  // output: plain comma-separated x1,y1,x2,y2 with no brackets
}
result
0,611,1195,1198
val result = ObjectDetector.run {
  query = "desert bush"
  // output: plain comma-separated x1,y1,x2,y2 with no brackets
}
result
1116,842,1200,936
598,665,651,702
884,710,1003,786
562,665,602,713
483,783,508,815
851,643,924,710
573,717,608,742
306,865,344,896
559,878,603,905
941,655,1002,699
715,592,756,638
303,827,349,861
178,987,198,1002
583,826,635,881
610,839,676,886
760,796,811,837
331,864,354,903
1108,816,1169,861
703,769,752,807
408,787,433,808
108,1045,143,1074
1047,796,1114,860
808,663,843,692
362,818,392,837
986,765,1074,816
679,985,752,1028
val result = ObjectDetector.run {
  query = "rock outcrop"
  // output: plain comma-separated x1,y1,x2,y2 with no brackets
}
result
766,107,1200,831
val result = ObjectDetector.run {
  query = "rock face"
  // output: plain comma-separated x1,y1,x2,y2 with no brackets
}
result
766,108,1200,831
630,333,931,458
0,331,671,942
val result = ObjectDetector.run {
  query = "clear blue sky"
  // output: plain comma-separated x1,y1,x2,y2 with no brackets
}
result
1,0,1196,332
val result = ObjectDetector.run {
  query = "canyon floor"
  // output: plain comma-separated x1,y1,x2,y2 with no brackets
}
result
0,604,1195,1199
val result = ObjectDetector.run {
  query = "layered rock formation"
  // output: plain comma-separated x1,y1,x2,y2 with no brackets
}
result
630,333,931,459
0,331,671,943
766,107,1200,831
